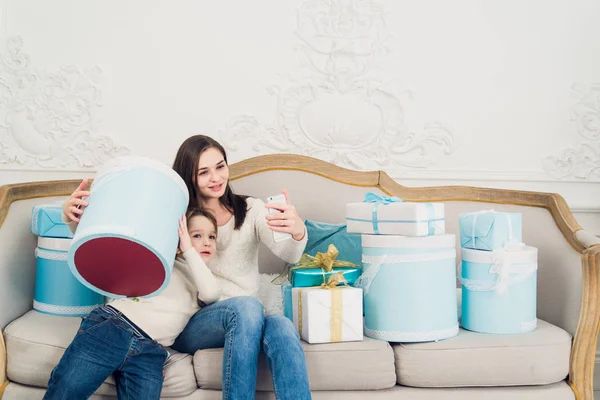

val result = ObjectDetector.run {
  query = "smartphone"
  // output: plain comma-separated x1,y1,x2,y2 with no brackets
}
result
266,194,292,243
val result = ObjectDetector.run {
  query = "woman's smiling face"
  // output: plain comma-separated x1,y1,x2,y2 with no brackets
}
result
196,147,229,200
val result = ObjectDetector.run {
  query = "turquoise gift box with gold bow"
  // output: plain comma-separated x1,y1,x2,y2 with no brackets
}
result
346,192,445,236
273,244,362,288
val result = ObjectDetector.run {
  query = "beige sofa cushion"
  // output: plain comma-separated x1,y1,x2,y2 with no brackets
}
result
393,319,572,387
4,310,198,397
193,336,397,391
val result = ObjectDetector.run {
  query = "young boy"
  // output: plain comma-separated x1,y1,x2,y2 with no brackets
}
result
43,209,221,400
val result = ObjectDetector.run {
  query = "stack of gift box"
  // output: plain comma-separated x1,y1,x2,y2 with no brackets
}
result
279,244,364,344
280,192,460,344
280,195,539,344
347,193,459,342
458,211,538,334
30,204,105,317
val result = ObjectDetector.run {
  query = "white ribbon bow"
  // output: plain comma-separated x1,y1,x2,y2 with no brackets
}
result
489,244,532,295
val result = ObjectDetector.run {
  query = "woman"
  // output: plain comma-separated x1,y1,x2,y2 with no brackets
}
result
171,135,311,400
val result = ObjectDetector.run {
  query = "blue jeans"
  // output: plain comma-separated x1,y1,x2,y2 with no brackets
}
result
172,296,311,400
43,306,168,400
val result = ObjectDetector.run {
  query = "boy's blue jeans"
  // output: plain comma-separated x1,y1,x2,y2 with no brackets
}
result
43,305,168,400
172,296,311,400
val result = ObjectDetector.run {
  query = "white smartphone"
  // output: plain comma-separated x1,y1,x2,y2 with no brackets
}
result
266,194,292,243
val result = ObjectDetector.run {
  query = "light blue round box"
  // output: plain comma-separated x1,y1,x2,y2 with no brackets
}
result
460,246,538,334
360,234,459,342
68,156,189,299
34,237,105,317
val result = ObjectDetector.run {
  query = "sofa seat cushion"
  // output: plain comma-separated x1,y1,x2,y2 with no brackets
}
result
4,310,197,397
193,336,397,391
393,319,571,387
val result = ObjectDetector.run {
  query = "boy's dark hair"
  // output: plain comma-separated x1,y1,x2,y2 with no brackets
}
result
186,208,218,237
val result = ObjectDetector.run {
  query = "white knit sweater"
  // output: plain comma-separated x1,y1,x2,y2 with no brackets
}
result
110,249,221,346
207,197,307,300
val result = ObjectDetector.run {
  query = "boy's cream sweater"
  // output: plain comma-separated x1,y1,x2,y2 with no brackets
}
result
109,249,221,346
63,214,221,347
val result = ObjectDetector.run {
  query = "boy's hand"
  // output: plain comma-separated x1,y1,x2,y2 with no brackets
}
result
63,179,91,223
178,215,192,253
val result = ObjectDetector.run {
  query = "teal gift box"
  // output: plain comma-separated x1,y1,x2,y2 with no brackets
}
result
273,244,361,288
31,204,73,239
289,266,362,288
282,282,293,321
459,211,522,251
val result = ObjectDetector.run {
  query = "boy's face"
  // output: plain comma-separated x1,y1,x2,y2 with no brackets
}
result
187,216,217,263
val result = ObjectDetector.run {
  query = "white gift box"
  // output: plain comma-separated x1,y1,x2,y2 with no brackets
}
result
291,286,363,344
346,198,445,236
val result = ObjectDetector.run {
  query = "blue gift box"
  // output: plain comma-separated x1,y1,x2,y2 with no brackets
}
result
459,211,522,251
34,237,105,316
357,234,459,342
460,246,537,334
31,204,73,238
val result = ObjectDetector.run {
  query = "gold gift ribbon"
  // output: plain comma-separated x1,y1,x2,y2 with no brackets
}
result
272,244,358,285
297,272,348,343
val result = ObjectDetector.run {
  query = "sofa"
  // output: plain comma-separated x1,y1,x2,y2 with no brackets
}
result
0,154,599,399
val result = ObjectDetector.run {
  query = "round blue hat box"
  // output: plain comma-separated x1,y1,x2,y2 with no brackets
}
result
460,246,538,334
34,237,105,316
361,234,459,342
68,156,189,299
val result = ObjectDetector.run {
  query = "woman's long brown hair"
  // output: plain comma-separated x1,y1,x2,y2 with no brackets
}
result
172,135,248,229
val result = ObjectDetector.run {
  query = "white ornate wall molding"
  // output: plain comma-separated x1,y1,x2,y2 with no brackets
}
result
220,0,456,172
0,36,129,170
543,83,600,181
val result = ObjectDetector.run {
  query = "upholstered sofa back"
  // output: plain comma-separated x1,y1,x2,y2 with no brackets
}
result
230,169,584,337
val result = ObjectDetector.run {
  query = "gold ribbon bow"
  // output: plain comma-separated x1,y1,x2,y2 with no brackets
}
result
321,271,348,288
271,244,358,285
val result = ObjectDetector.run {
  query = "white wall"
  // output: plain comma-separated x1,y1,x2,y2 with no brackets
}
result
0,4,598,218
1,1,598,235
0,0,597,215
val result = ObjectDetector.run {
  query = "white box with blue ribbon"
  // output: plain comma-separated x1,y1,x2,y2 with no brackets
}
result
31,204,73,239
346,193,445,236
459,210,522,251
357,234,459,342
460,245,537,334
